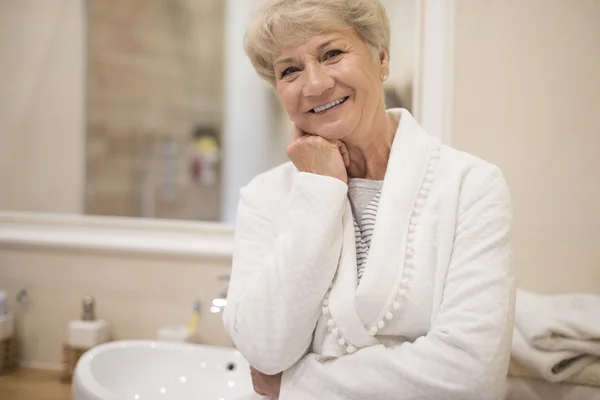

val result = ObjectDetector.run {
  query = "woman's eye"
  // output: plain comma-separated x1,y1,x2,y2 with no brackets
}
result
281,67,299,78
323,50,343,60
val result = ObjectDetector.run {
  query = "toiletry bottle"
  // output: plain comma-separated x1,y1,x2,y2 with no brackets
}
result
81,296,96,321
0,291,6,316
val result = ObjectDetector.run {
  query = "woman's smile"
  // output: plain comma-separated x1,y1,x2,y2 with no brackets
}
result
308,96,350,115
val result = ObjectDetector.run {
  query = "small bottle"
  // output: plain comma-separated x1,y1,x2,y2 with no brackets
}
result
0,291,6,316
81,296,96,321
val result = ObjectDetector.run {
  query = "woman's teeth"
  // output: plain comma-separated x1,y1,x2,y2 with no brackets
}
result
312,97,348,113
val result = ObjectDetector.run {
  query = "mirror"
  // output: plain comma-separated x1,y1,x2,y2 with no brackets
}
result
84,0,418,222
0,0,423,222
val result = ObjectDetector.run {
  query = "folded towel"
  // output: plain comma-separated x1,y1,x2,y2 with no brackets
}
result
511,289,600,382
508,358,600,388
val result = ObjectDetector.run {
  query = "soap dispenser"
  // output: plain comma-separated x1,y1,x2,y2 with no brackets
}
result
81,296,95,321
67,296,111,349
0,290,13,342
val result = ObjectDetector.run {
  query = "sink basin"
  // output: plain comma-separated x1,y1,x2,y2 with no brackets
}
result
72,340,255,400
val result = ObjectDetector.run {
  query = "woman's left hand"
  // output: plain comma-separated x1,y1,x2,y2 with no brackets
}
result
250,366,282,398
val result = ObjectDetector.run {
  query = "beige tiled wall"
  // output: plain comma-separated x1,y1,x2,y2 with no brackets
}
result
451,0,600,293
0,247,233,368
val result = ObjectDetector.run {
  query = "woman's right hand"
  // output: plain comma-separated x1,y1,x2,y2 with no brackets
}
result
286,124,350,184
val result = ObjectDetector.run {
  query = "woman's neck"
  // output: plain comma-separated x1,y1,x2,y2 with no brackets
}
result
344,108,397,180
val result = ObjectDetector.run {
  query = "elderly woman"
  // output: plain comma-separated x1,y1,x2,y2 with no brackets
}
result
223,0,515,399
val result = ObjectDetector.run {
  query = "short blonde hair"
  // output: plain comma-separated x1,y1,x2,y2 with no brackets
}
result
244,0,391,84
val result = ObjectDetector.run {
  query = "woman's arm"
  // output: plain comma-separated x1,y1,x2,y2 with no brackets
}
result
223,171,348,375
281,166,515,400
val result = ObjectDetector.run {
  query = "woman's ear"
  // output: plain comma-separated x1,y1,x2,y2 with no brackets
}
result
379,48,390,81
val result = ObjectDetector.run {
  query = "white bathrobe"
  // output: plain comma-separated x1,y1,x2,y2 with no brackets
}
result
224,109,516,400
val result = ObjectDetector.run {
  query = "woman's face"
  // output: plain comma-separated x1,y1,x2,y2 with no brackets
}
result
274,28,389,141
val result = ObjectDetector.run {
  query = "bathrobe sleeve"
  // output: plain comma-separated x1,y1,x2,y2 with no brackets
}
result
280,166,516,400
223,172,348,375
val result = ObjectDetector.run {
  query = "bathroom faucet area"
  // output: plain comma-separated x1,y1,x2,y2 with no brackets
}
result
0,232,241,400
0,212,238,399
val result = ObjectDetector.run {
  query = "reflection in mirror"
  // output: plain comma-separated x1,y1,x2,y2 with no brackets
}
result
85,0,418,222
86,0,227,221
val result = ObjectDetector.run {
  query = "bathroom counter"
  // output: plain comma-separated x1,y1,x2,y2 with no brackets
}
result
0,368,70,400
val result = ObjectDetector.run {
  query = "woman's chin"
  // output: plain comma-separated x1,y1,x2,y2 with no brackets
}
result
308,121,354,141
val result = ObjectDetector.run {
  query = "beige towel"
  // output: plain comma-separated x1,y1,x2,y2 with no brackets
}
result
512,289,600,382
509,358,600,388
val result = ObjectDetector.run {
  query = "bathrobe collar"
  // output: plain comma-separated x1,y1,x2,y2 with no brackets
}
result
326,108,441,351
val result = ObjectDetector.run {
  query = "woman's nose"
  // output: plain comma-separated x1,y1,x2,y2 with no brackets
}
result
302,64,334,97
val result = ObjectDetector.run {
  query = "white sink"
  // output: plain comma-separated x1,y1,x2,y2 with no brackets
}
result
72,340,255,400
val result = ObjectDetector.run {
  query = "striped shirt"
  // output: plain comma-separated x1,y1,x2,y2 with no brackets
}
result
347,179,383,283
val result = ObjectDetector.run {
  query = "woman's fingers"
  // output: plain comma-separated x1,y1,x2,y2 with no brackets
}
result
290,125,348,168
286,124,350,182
337,140,350,168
